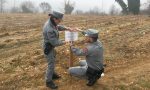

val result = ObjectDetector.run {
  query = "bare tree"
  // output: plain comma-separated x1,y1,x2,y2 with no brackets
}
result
84,6,105,15
128,0,140,15
109,5,120,15
0,0,6,13
75,9,84,15
115,0,128,14
140,0,150,15
20,1,35,13
10,7,21,13
147,0,150,14
64,0,75,14
90,6,100,15
39,2,51,13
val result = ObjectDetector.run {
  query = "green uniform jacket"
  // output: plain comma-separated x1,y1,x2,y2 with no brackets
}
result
43,19,66,47
71,40,104,71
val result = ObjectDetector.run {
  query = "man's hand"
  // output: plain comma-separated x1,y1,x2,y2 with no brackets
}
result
70,45,77,52
62,41,67,45
73,28,84,32
66,27,83,32
66,27,77,32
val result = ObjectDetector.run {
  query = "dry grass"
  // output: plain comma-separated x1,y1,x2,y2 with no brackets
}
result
0,14,150,90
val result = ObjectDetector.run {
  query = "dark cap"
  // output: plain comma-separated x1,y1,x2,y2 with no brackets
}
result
49,11,64,20
82,29,99,37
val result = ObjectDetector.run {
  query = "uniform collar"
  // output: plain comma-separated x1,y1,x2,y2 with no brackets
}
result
89,41,98,45
49,18,57,28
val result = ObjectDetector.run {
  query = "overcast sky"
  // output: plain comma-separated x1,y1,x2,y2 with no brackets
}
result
6,0,148,13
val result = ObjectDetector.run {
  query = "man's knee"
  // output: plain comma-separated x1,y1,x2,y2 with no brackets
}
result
79,60,87,66
68,67,75,75
68,66,87,77
68,67,81,76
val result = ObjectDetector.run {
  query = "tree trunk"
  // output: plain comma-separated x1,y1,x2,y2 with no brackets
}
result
128,0,140,15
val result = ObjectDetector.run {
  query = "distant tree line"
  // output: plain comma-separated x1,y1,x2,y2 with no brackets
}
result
0,0,150,15
0,0,76,14
11,1,52,13
0,0,6,13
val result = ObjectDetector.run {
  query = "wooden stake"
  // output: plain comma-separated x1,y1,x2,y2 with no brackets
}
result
69,41,73,67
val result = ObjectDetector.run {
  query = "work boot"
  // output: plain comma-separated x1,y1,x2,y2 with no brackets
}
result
46,81,58,89
86,78,97,86
52,73,61,80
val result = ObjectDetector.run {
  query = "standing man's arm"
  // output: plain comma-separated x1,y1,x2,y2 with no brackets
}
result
57,25,69,31
47,30,65,47
57,25,79,32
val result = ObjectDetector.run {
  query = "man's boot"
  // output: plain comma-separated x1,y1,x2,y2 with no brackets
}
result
52,73,61,80
46,81,58,89
86,78,97,86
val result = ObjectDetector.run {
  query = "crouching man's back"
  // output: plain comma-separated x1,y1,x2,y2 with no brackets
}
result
69,29,104,86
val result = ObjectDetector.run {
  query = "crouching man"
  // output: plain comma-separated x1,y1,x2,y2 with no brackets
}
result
68,29,104,86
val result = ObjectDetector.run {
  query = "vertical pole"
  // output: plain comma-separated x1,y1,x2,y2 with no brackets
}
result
0,0,2,13
14,0,15,8
69,41,73,67
101,0,104,15
68,41,73,89
86,19,88,28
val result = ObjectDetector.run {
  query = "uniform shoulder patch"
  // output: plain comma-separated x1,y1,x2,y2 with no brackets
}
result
82,48,88,53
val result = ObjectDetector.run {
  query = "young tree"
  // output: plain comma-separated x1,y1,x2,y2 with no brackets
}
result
20,1,35,13
144,0,150,15
75,9,84,15
88,6,100,15
39,2,51,13
109,5,120,15
84,6,106,15
0,0,6,13
10,7,21,13
147,0,150,14
64,0,75,14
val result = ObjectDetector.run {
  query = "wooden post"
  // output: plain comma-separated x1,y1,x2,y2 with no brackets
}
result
69,41,73,67
65,31,78,68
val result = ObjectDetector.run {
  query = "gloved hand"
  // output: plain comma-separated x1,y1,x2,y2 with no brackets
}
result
70,46,77,52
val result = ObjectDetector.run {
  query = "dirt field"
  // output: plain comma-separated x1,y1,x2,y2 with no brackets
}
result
0,14,150,90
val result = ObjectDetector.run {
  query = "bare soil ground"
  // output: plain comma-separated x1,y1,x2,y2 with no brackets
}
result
0,14,150,90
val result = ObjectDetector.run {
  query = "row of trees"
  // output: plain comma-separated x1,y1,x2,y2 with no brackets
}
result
0,0,150,15
0,0,75,14
0,0,6,13
0,0,119,15
75,6,120,15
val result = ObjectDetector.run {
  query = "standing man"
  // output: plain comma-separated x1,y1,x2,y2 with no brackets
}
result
43,11,72,89
69,29,104,86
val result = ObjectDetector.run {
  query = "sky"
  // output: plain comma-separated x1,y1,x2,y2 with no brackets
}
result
6,0,148,13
